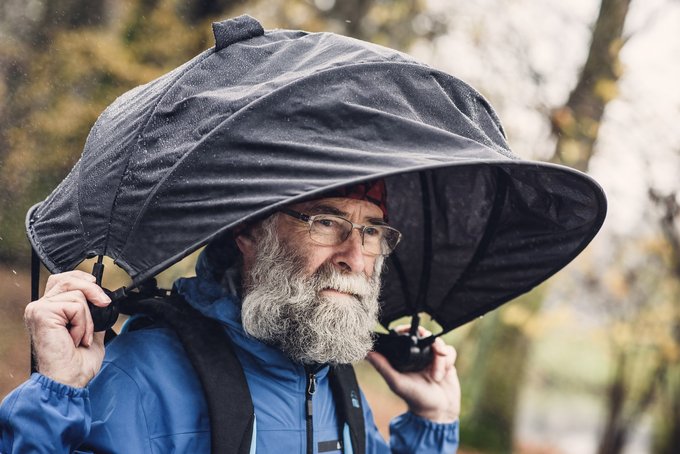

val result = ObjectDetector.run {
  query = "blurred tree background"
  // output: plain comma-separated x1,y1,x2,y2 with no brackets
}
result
1,0,679,453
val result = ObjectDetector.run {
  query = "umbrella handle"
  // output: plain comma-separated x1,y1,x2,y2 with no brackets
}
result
88,257,121,332
373,331,435,373
88,297,120,332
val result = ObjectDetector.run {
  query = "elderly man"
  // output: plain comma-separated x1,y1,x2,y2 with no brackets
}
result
0,180,460,453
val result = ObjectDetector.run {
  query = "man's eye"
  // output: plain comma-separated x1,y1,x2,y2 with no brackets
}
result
315,218,337,228
364,226,381,237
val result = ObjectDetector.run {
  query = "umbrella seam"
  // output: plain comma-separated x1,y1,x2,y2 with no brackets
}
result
434,167,509,323
415,172,433,312
74,155,87,261
341,102,511,156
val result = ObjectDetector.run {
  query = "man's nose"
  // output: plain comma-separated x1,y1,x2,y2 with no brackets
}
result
332,229,367,275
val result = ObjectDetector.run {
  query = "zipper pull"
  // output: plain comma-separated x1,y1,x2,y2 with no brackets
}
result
306,372,317,418
307,373,317,396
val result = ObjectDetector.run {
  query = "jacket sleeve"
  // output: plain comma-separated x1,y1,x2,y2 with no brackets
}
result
1,363,153,454
0,373,91,454
388,412,459,454
361,392,459,454
77,360,154,453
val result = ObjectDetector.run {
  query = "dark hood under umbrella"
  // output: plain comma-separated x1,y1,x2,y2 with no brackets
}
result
26,15,606,332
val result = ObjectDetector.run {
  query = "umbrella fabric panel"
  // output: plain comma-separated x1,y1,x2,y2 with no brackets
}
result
378,164,605,331
440,165,604,329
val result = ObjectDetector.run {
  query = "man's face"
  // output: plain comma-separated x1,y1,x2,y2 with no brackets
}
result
237,197,386,364
276,197,384,276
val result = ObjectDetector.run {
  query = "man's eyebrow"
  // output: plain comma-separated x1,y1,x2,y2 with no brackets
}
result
306,204,347,216
307,204,387,224
368,217,388,226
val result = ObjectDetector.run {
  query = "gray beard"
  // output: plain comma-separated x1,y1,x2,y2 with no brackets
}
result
240,215,383,365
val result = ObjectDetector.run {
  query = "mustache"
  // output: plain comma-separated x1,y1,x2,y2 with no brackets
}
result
310,262,380,301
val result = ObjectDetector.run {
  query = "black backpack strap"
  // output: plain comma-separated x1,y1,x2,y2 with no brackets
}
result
328,364,366,454
119,295,254,454
30,247,41,374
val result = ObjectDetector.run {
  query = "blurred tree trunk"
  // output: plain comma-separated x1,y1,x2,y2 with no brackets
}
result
649,189,680,454
461,0,631,451
597,349,665,454
598,351,630,454
550,0,630,172
653,369,680,454
461,293,541,452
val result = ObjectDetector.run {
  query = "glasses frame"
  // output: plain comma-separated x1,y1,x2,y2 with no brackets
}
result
279,208,402,256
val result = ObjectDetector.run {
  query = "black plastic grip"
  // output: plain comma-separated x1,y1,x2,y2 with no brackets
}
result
373,331,435,372
88,288,120,332
88,257,121,332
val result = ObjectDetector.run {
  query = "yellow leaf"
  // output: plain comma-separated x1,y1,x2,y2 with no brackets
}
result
594,78,619,102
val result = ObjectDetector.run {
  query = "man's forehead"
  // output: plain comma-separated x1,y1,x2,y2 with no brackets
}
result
290,197,385,221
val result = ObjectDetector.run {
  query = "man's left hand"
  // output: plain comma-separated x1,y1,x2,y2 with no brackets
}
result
366,327,460,423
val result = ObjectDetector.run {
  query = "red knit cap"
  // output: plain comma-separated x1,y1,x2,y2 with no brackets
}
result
325,179,388,220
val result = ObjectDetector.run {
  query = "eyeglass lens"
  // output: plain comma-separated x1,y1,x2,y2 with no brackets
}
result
309,215,400,255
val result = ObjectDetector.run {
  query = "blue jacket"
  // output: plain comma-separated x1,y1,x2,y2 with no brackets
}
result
1,267,458,453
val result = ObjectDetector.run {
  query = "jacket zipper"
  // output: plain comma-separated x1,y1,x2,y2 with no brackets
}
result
305,369,317,454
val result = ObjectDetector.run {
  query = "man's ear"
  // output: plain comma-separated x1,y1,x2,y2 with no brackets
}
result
235,227,261,277
235,231,256,256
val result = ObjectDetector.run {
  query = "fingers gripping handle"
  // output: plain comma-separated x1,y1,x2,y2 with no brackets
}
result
88,257,120,332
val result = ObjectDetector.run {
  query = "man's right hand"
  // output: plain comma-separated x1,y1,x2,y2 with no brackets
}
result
24,271,111,388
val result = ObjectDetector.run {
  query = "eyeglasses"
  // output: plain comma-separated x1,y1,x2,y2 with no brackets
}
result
280,208,402,256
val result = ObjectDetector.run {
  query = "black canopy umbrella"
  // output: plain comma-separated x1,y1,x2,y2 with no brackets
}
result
27,16,606,339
